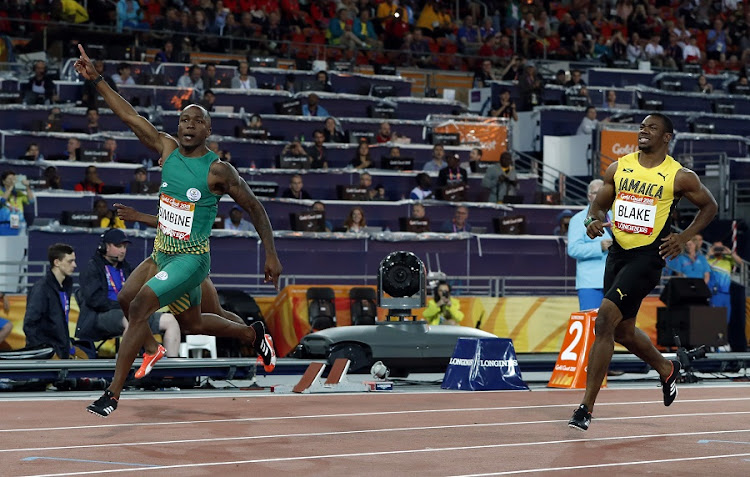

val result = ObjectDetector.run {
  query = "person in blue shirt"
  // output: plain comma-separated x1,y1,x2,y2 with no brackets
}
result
666,237,710,284
567,179,611,310
302,93,330,117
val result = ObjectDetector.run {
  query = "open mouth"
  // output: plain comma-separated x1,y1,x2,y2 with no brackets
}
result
183,134,195,141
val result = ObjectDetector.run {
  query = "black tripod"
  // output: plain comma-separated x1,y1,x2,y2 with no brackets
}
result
673,333,707,383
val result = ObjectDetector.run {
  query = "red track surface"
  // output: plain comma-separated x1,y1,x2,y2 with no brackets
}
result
2,385,750,476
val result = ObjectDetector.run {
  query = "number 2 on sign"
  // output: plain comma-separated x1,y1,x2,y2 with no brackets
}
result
561,320,583,361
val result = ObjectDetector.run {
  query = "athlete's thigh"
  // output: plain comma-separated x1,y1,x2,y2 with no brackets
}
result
120,258,157,303
146,253,208,308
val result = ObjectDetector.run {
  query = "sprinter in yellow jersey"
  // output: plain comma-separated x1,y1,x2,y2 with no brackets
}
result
568,113,717,431
75,45,283,417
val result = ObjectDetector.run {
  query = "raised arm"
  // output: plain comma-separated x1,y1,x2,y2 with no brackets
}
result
659,168,717,260
209,161,282,289
74,45,176,158
585,161,617,239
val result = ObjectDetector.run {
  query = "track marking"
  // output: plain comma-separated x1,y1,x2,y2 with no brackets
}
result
17,428,750,477
699,439,750,445
22,457,158,468
4,411,750,454
451,452,750,476
2,396,750,434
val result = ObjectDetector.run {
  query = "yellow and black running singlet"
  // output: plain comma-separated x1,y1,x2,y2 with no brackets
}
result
153,149,221,254
611,152,684,251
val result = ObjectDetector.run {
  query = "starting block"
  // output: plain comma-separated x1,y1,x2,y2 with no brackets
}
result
271,359,393,394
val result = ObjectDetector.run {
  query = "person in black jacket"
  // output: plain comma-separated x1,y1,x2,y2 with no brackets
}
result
23,243,76,358
76,229,180,356
21,61,57,105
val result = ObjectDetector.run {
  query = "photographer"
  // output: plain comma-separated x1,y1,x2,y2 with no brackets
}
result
707,240,743,329
423,280,464,326
489,88,518,121
0,170,35,236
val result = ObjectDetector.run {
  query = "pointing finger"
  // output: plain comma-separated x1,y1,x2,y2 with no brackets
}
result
77,44,90,62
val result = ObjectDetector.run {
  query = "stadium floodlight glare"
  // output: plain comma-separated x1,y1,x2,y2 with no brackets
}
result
377,251,426,319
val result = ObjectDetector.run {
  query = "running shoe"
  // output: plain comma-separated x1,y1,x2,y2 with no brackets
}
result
86,390,118,418
661,359,681,406
134,344,166,379
252,322,276,372
568,404,592,431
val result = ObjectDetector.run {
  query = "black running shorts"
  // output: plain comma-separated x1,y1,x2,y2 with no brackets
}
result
603,250,664,319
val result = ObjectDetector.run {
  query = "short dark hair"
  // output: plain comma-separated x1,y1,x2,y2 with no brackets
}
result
1,170,15,182
48,243,74,267
649,113,674,134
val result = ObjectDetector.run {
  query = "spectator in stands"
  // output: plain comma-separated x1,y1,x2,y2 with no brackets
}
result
282,174,312,200
22,143,44,162
116,0,148,32
551,69,567,86
348,141,372,169
200,89,217,112
411,202,428,223
437,153,468,188
74,166,104,193
667,237,711,283
307,130,328,169
553,209,574,236
329,8,367,49
43,166,62,190
376,122,394,143
177,65,205,95
103,137,118,162
155,40,175,64
696,75,714,94
51,0,89,23
111,62,136,86
465,147,482,172
23,243,77,359
203,63,224,90
457,15,481,53
389,146,401,157
501,55,524,81
490,88,518,121
473,59,495,88
706,19,728,60
0,170,35,236
708,240,743,328
45,107,63,132
77,229,179,356
94,198,125,229
342,206,366,233
224,205,256,232
359,172,373,197
0,292,10,348
314,71,333,91
311,201,333,232
440,206,471,233
82,60,117,108
423,280,463,325
303,93,330,117
323,117,346,143
408,28,433,67
577,106,610,135
21,61,56,105
571,32,593,60
703,58,721,75
518,63,543,111
665,34,684,70
683,37,702,64
371,184,388,201
416,0,453,39
410,172,433,200
481,151,518,203
208,139,232,163
354,9,379,49
281,139,311,167
63,137,81,161
231,61,257,90
423,144,447,172
127,167,157,194
86,108,100,134
645,35,671,68
565,69,586,88
626,32,645,64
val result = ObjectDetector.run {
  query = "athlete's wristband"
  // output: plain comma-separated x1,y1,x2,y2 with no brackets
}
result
90,75,104,86
583,216,597,228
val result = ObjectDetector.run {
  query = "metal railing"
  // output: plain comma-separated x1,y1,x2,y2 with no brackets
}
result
513,149,589,205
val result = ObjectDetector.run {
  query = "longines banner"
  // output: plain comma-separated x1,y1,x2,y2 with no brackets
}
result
599,128,638,176
434,121,508,162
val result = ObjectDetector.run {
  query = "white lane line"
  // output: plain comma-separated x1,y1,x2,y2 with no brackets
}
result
4,411,750,454
18,428,750,477
451,452,750,476
3,396,750,434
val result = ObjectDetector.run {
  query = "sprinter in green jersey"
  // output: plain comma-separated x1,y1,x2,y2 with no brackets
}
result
75,45,282,417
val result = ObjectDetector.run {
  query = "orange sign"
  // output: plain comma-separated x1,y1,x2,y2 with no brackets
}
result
434,122,508,162
548,310,606,389
599,129,638,176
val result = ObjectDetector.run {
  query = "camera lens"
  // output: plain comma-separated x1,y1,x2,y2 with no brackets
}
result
381,251,422,297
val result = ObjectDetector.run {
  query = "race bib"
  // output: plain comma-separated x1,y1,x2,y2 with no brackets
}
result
614,191,656,235
158,193,195,240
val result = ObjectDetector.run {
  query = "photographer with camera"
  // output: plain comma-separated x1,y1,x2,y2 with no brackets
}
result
0,170,35,236
423,280,464,326
707,240,743,331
